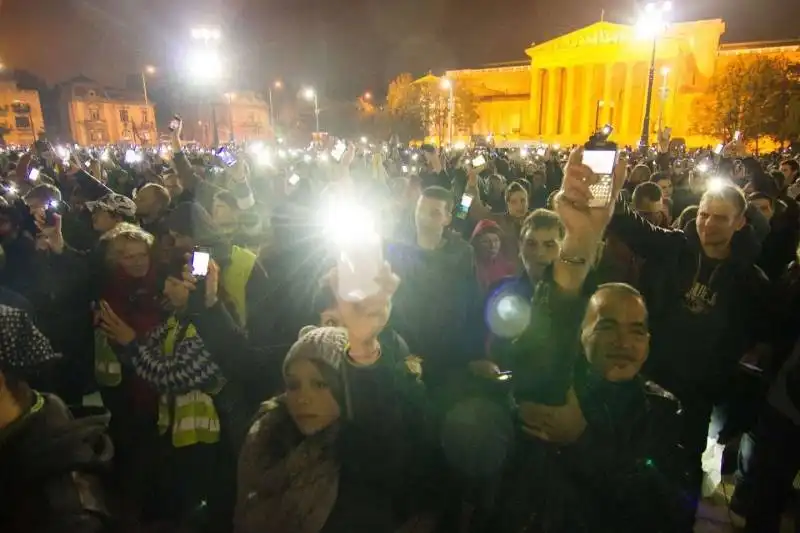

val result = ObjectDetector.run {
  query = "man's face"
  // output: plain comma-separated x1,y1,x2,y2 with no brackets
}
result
475,231,502,259
696,197,745,248
134,188,162,220
415,197,451,235
164,175,183,200
582,290,650,382
91,210,119,233
635,199,665,227
749,198,774,222
780,163,797,185
520,226,561,280
654,178,673,200
507,191,528,219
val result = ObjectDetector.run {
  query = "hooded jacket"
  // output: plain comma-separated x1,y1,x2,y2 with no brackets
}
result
0,393,113,533
607,198,771,410
470,220,517,292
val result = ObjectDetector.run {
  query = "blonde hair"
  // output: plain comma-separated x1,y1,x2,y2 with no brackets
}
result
100,223,154,268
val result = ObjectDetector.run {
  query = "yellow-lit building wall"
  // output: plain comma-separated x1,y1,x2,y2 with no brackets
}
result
432,18,800,148
66,98,156,146
0,82,44,145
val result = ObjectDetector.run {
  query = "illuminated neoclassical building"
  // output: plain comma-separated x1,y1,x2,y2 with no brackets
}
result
424,19,800,147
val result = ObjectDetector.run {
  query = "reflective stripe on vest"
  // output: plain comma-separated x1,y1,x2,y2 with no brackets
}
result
94,330,122,387
221,245,256,327
156,317,221,448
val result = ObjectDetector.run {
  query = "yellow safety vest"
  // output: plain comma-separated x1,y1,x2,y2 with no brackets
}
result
221,245,257,327
94,330,122,387
156,317,222,448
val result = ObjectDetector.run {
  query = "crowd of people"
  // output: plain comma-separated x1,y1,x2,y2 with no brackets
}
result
1,116,800,533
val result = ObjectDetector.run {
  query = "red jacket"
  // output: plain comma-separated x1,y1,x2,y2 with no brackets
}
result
471,219,518,293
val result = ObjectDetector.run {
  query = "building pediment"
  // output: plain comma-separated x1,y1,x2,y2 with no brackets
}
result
526,22,633,56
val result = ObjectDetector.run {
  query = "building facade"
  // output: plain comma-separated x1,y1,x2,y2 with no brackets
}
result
0,80,44,145
57,76,157,145
169,91,272,146
430,19,800,147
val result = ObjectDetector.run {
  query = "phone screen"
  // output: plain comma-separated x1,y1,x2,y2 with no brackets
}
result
734,131,742,141
455,193,474,219
191,250,211,277
536,147,546,157
472,155,486,167
29,168,40,182
583,150,617,175
331,141,346,162
216,148,237,167
289,173,300,185
714,143,724,155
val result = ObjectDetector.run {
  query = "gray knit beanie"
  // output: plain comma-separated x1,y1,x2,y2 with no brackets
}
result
283,326,351,413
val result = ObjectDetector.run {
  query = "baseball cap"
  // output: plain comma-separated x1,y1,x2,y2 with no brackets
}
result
86,193,136,218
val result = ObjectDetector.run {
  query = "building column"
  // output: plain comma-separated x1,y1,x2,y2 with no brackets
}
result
621,62,635,137
542,68,558,135
563,67,575,137
580,65,594,137
601,65,613,127
529,68,541,136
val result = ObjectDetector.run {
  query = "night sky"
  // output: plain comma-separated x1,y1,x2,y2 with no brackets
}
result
0,0,797,99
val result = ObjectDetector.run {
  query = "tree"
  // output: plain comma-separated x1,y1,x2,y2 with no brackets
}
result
384,73,425,142
690,55,800,147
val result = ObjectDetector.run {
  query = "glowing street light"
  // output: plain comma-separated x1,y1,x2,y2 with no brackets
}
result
191,27,222,42
440,78,454,147
269,80,282,137
363,91,372,100
636,0,672,152
303,87,320,135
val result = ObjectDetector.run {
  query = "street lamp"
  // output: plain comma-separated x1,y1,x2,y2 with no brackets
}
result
658,66,670,131
636,0,672,153
269,80,282,137
303,87,320,135
363,91,372,100
440,78,454,147
224,92,236,142
190,27,223,146
141,66,155,108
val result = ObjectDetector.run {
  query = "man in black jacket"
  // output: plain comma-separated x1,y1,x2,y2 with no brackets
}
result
0,305,113,533
607,180,772,528
487,149,685,533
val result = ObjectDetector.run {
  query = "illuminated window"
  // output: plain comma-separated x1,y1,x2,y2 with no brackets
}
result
14,116,31,129
119,109,129,123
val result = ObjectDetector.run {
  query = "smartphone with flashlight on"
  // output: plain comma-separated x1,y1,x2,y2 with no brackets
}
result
471,154,486,167
455,193,474,219
288,173,300,186
331,140,347,162
44,200,60,227
28,168,40,182
191,247,211,278
216,147,237,168
714,143,724,155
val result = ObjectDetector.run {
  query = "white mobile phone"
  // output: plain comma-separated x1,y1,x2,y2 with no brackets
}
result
191,249,211,277
289,173,300,185
472,155,486,167
455,193,474,219
582,149,617,175
331,141,346,162
28,168,40,182
714,143,724,155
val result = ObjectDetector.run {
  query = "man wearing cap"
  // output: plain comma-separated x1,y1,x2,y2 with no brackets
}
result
0,305,113,532
86,192,137,235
